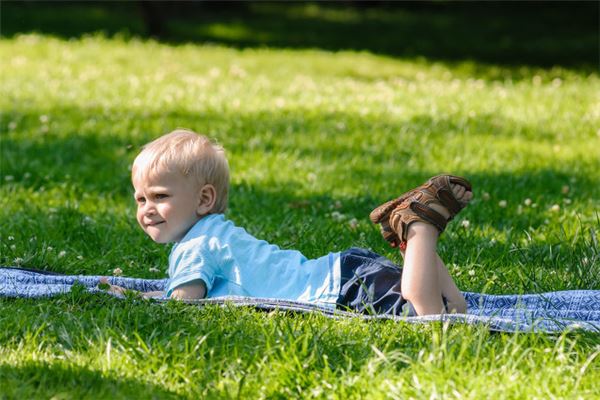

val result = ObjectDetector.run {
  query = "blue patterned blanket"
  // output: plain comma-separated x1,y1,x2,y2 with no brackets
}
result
1,267,599,333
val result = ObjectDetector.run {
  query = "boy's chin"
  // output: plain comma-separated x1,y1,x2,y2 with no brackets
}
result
145,232,175,244
151,236,176,244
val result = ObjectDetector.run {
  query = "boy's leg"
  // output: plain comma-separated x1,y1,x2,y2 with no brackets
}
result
436,254,467,313
399,248,467,314
398,183,472,315
401,222,446,315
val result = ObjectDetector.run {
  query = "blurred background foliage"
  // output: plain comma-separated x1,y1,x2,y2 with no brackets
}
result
3,1,598,70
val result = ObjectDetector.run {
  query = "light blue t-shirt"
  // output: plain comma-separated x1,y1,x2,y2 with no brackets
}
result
166,214,341,308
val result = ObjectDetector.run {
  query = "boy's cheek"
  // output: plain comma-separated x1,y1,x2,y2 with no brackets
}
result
135,212,145,227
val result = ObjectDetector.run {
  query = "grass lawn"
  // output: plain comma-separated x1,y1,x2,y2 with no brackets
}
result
1,3,599,399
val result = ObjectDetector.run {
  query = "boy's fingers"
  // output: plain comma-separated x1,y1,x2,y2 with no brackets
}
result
99,277,108,284
108,285,125,295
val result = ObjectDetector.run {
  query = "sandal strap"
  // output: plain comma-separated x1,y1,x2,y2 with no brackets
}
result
390,198,448,242
409,201,448,232
419,175,470,218
429,187,462,216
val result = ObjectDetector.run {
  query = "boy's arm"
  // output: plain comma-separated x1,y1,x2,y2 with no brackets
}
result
99,278,206,300
99,277,164,298
169,280,206,300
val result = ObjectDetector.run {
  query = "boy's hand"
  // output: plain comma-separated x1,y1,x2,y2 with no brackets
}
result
98,277,128,296
99,277,164,299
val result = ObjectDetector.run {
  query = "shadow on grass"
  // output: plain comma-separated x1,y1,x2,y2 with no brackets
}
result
2,1,598,71
0,361,180,399
2,105,596,197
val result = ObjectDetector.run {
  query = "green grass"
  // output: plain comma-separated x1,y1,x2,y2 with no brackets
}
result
1,4,600,398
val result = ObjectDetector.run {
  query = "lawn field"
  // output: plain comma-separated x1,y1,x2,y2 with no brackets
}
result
1,3,600,399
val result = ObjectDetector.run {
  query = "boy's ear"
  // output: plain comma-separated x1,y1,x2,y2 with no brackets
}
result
197,184,217,215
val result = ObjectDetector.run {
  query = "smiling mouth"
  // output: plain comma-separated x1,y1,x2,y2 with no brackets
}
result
147,221,165,227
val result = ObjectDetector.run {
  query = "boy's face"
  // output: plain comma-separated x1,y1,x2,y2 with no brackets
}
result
133,170,202,243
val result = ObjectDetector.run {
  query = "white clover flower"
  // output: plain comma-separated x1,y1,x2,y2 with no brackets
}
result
561,185,570,194
46,246,53,251
461,220,470,229
10,245,16,251
331,211,344,222
149,267,160,273
8,121,17,130
334,200,342,209
524,198,532,206
550,204,560,212
77,255,84,260
8,236,14,241
582,257,589,266
112,268,123,276
5,176,14,182
348,218,359,229
58,250,67,258
468,269,476,276
39,115,49,123
482,192,490,201
14,257,24,265
498,200,507,208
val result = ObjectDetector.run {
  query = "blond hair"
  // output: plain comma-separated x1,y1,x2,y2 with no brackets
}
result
132,129,229,213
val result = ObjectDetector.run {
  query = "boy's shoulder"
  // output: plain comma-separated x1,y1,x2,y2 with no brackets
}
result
172,214,230,254
180,213,226,240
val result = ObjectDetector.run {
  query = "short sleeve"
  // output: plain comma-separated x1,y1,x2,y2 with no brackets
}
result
166,238,219,297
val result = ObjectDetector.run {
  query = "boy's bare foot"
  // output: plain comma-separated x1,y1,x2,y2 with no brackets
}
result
370,175,472,248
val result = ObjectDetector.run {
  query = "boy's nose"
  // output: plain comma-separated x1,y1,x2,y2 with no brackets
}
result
142,202,157,215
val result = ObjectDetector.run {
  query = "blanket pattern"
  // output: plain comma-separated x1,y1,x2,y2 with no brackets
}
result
1,267,599,333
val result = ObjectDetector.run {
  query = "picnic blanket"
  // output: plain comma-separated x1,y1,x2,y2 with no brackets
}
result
1,267,599,333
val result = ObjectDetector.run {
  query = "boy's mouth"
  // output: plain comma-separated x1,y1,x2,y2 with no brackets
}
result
146,221,164,227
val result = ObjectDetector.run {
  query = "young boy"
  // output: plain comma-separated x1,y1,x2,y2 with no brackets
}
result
106,129,472,316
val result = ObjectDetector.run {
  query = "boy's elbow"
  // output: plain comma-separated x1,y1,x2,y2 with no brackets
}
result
170,280,206,300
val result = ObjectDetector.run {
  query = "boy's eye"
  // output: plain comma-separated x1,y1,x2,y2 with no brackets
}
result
155,194,169,200
136,196,146,203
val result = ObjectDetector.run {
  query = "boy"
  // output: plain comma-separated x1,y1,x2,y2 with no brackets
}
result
106,129,472,316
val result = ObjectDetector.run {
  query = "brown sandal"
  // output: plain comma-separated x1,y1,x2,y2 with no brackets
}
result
369,175,472,247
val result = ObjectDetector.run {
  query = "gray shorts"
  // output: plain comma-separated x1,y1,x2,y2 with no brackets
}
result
336,247,416,316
